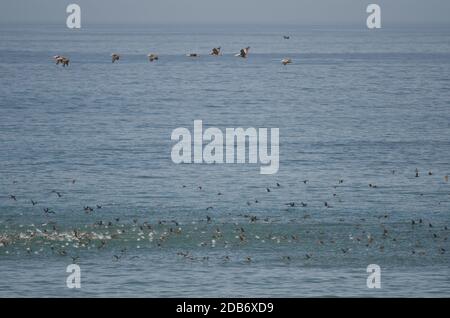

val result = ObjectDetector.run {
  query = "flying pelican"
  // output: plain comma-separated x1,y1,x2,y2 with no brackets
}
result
111,53,120,63
210,47,221,56
236,47,250,58
283,36,290,40
148,54,159,62
187,53,199,57
54,56,70,67
60,57,70,67
53,55,70,67
282,58,292,65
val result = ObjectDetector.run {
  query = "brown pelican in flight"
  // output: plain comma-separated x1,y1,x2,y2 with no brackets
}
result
148,54,159,62
54,55,70,67
282,58,292,65
111,53,120,63
210,47,222,56
236,47,250,58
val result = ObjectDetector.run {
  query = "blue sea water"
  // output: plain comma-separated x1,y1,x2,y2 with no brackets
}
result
0,24,449,297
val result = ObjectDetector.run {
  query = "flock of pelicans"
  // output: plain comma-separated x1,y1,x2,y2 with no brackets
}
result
53,46,293,66
0,169,449,264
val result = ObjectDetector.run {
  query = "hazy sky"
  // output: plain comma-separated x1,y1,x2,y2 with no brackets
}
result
1,0,449,25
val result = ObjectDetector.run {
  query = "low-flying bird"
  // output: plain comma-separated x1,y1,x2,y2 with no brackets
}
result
236,47,250,58
43,208,55,215
111,53,120,63
210,47,222,56
84,206,94,213
148,54,159,62
281,58,292,65
54,55,70,67
52,190,62,198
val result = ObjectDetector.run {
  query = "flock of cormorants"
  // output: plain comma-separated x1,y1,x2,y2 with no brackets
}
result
1,168,448,264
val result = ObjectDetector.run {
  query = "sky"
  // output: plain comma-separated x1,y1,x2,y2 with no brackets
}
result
0,0,449,25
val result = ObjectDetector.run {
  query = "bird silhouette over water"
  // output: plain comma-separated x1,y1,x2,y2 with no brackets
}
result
84,206,94,213
52,191,62,198
54,55,69,67
236,47,250,58
111,53,120,63
210,47,221,56
43,208,55,215
9,195,17,201
281,58,292,65
148,54,159,62
71,256,79,264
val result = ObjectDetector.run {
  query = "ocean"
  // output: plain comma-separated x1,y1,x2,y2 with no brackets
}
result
0,24,449,297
